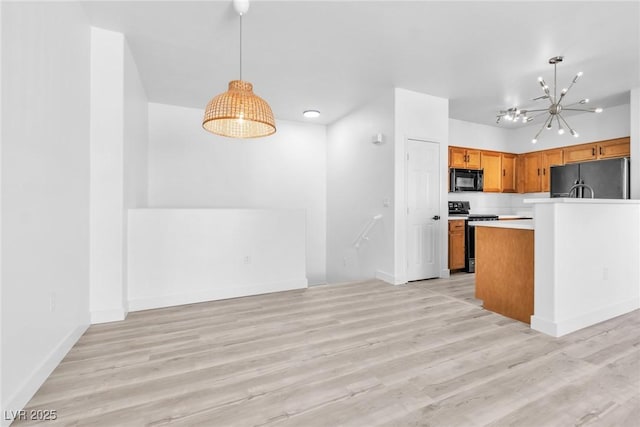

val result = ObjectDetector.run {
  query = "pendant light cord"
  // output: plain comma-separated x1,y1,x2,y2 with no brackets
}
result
239,14,243,81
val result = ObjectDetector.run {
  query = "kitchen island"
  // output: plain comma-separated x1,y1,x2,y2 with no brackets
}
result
473,220,534,324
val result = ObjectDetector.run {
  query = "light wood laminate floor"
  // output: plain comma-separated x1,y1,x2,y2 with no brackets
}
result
16,274,640,426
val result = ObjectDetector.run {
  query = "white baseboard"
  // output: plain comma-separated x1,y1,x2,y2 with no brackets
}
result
90,307,128,324
1,324,87,427
532,298,640,338
375,270,407,286
440,268,451,278
375,270,395,284
128,278,308,312
530,315,558,337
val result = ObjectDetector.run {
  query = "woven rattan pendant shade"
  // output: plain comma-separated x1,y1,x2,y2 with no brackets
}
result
202,80,276,139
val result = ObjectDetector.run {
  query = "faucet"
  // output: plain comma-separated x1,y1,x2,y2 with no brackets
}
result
567,183,595,199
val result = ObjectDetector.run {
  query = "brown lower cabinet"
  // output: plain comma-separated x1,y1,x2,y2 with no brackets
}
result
448,220,465,270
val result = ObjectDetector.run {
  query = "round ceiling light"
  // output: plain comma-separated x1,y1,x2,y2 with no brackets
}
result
303,110,321,118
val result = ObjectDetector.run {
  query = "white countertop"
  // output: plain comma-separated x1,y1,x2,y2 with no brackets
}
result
498,215,533,220
448,215,532,221
469,219,534,230
525,198,640,205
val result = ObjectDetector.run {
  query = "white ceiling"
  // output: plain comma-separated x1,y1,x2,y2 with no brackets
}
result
82,1,640,127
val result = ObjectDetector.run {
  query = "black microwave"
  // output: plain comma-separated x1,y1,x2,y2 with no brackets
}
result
450,168,484,192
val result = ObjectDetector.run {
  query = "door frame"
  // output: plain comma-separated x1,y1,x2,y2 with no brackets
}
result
394,136,447,285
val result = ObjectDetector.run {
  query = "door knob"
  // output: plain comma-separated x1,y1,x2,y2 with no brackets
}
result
432,215,441,220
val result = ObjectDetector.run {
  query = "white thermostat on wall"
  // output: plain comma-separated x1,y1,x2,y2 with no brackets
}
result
372,133,384,144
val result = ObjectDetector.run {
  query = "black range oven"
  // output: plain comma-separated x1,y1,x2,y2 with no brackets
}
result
449,201,499,273
465,215,499,273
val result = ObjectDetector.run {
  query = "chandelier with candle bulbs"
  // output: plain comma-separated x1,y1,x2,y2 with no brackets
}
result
496,56,603,144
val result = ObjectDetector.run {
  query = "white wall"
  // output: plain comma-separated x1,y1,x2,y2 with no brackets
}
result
123,38,149,315
89,28,127,324
128,209,307,310
326,91,395,284
90,29,148,324
147,103,326,285
394,88,449,283
123,42,149,210
1,2,90,421
509,103,631,153
0,0,4,413
630,89,639,199
449,118,511,153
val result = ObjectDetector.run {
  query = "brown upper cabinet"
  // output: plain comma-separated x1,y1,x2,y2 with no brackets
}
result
449,147,481,169
523,152,543,193
522,148,564,193
481,151,502,192
501,153,517,193
597,137,631,159
564,137,630,163
541,149,564,192
481,151,517,193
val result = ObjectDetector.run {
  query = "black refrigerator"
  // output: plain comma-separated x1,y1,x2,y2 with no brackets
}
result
550,157,630,199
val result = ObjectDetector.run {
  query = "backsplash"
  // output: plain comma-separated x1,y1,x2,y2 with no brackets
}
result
448,191,549,217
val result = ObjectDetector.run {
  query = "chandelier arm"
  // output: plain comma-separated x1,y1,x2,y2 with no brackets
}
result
562,108,598,112
558,114,576,134
533,116,552,139
524,108,549,113
556,115,564,133
558,80,578,105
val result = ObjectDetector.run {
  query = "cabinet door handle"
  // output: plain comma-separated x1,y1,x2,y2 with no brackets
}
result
600,146,603,155
543,168,546,176
502,169,505,177
537,168,540,176
592,147,596,156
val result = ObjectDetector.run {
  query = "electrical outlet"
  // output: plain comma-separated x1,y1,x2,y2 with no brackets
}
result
243,256,251,264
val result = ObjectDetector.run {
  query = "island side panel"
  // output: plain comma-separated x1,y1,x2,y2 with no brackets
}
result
475,227,534,324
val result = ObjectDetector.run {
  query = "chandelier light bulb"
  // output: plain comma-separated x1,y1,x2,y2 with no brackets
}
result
561,88,567,94
579,98,590,104
532,138,537,144
595,107,603,113
558,128,565,135
570,129,579,137
573,72,583,83
546,121,552,130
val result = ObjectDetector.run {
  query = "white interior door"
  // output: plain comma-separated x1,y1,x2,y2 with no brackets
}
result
407,139,440,281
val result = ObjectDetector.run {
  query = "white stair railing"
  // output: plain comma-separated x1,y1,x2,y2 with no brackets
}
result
353,214,383,249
